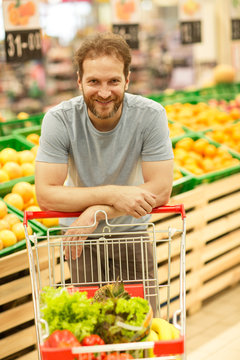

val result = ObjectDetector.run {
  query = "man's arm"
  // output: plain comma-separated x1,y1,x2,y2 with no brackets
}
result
35,161,157,218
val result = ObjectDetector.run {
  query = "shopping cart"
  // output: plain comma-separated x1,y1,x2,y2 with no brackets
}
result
24,205,186,360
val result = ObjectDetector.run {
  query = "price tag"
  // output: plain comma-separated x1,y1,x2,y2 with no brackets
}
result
232,19,240,40
180,21,202,44
5,29,42,63
112,24,139,49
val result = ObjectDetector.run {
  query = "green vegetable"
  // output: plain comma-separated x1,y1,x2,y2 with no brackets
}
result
40,287,101,341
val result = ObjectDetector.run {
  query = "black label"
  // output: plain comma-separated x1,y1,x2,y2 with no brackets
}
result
180,21,202,44
112,24,139,49
4,29,42,63
232,19,240,40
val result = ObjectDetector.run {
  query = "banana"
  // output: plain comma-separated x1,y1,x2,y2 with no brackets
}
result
169,323,180,339
151,318,172,341
147,329,159,357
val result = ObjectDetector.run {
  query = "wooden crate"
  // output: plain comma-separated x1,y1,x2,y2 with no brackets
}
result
0,173,239,359
153,172,240,317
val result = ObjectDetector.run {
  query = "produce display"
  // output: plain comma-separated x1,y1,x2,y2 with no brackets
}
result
173,136,239,176
165,102,237,131
205,121,240,154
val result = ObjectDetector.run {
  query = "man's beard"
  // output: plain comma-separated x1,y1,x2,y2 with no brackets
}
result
82,91,124,120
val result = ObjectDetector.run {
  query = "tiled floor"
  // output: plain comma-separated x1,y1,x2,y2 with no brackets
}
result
186,284,240,360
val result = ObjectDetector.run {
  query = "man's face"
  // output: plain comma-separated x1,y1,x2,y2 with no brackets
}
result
78,55,130,130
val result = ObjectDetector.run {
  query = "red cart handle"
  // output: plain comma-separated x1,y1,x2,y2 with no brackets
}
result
23,204,185,226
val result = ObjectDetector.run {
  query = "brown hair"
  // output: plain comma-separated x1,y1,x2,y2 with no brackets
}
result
74,32,132,80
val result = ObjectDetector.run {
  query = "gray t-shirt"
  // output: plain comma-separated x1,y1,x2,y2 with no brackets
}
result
37,93,173,232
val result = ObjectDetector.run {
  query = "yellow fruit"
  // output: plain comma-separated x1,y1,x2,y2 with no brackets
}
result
0,238,3,250
12,222,32,241
147,329,159,357
21,162,35,176
0,200,8,219
175,137,194,151
4,193,24,211
0,148,18,165
32,184,39,205
41,218,59,227
12,181,33,204
4,213,21,228
0,169,10,182
2,162,22,180
151,318,172,341
0,229,17,248
169,323,180,339
0,218,10,230
18,150,35,165
26,133,40,145
17,112,29,119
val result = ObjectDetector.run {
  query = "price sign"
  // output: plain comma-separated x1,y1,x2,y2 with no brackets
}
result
5,29,42,63
112,24,139,49
232,19,240,40
180,21,202,44
2,0,42,62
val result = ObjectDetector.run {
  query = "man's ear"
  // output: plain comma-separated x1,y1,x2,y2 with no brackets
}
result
125,71,131,91
77,71,82,87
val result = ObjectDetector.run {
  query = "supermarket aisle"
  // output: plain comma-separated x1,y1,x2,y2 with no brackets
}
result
186,284,240,360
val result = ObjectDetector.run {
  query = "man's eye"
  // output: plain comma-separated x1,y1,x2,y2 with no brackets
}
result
111,79,120,84
89,80,97,84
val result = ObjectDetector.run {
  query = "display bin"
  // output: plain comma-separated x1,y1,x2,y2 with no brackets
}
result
198,83,240,100
171,168,196,197
0,202,45,258
172,133,240,186
12,125,41,146
0,135,35,197
0,113,44,136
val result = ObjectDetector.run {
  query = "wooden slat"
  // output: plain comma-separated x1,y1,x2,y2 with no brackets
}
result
203,192,240,222
201,247,240,282
202,173,240,200
0,276,32,305
0,301,34,333
0,325,37,359
17,350,38,360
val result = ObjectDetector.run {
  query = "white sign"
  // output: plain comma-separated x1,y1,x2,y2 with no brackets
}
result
111,0,140,24
2,0,40,31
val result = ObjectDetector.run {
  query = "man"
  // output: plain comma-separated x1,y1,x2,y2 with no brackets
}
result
35,32,173,298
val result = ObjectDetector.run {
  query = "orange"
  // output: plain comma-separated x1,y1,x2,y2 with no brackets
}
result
0,200,8,219
0,169,10,182
18,150,35,164
12,181,33,203
175,137,194,151
4,213,21,228
0,238,3,250
203,144,217,158
21,162,35,177
0,148,18,165
32,185,39,205
0,219,10,230
42,218,59,227
3,193,24,211
202,158,214,172
2,162,22,179
12,222,33,241
229,108,240,120
26,133,40,145
193,138,209,155
0,229,17,248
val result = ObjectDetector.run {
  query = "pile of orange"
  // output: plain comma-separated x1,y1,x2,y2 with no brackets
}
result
205,122,240,154
3,181,59,228
0,146,38,183
26,133,40,145
173,137,240,175
165,102,235,131
0,200,32,251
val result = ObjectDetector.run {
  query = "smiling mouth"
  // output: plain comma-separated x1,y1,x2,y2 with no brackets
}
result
95,99,113,105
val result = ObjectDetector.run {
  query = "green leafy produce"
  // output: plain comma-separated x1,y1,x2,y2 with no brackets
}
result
40,287,101,341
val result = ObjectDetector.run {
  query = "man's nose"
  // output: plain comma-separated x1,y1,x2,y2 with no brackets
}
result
98,86,111,99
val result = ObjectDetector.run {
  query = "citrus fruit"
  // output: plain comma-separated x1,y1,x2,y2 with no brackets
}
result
0,200,8,219
12,222,33,241
32,185,39,205
3,193,24,211
0,218,10,230
0,239,3,250
26,133,40,145
175,137,194,151
4,213,21,228
17,112,29,119
2,162,22,180
12,181,33,204
18,150,35,164
0,169,10,182
21,162,35,176
0,229,17,247
0,148,18,165
42,218,59,227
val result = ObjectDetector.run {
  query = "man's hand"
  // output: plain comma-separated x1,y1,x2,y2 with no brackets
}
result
63,207,100,260
110,186,157,218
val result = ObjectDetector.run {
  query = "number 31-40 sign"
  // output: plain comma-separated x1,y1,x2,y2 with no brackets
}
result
2,0,42,62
